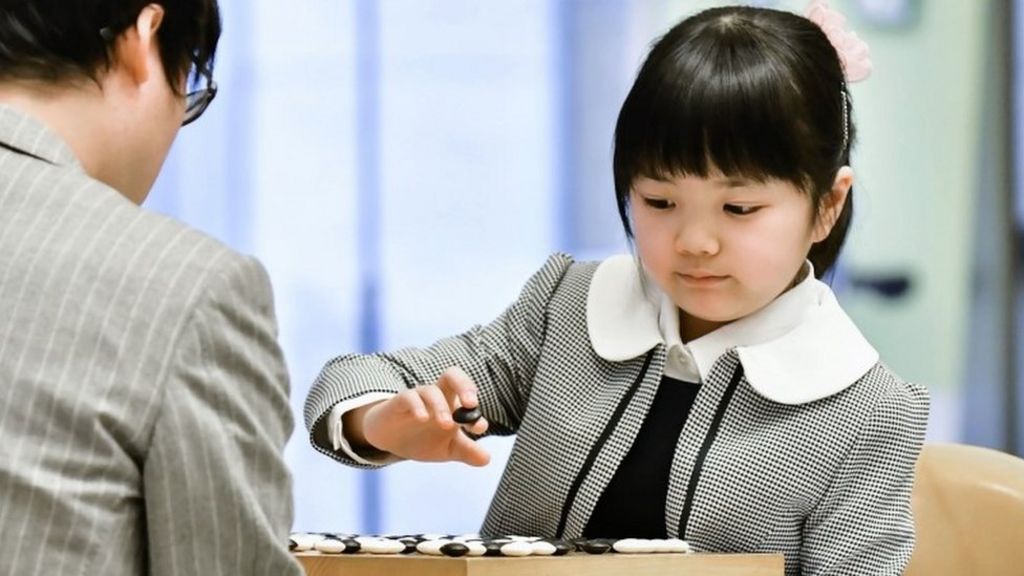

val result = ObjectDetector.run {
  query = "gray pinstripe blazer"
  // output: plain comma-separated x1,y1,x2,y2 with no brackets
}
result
0,106,302,576
306,253,929,576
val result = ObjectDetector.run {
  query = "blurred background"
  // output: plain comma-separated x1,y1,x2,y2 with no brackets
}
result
148,0,1023,534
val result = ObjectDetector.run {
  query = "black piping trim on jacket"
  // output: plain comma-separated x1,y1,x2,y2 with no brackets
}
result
678,362,745,538
554,350,654,539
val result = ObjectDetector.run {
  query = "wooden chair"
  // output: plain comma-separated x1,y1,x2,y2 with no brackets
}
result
906,443,1024,575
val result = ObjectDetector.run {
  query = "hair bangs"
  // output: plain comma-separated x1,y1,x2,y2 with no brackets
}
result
619,34,811,190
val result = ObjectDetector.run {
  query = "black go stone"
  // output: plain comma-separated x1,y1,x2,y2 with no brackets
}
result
440,542,470,557
341,539,361,554
452,407,481,424
571,537,589,552
549,540,572,556
288,538,298,551
401,541,418,554
482,541,503,557
581,540,611,554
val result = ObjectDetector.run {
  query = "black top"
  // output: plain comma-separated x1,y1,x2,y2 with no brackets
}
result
583,375,699,539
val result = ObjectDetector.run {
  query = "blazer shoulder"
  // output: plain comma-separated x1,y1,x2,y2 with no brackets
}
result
53,179,276,340
542,254,634,334
87,184,268,306
541,252,600,305
854,362,931,427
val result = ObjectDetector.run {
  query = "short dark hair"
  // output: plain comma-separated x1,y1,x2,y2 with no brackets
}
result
613,6,855,277
0,0,221,92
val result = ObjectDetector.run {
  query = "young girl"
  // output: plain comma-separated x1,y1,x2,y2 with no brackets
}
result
305,3,929,574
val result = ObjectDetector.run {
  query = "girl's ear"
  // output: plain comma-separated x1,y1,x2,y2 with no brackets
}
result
812,166,853,243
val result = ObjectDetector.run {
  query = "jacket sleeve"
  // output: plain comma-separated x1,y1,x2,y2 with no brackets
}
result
800,380,930,575
143,254,302,576
304,253,576,468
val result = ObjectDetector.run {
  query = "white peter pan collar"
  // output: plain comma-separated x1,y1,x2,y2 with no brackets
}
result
586,255,878,405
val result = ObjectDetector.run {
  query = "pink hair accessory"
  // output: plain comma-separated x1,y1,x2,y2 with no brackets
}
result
805,0,872,82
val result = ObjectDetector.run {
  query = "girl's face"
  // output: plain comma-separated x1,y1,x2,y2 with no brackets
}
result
630,169,848,341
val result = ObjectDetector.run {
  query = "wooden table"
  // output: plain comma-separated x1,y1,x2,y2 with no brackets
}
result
295,551,785,576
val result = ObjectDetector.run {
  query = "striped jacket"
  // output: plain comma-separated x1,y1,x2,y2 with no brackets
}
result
0,105,302,576
306,253,929,575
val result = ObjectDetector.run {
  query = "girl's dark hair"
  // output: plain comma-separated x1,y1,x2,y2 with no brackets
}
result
613,6,855,277
0,0,221,92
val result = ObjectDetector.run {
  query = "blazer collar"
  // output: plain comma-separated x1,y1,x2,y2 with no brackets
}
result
587,254,878,404
0,104,81,167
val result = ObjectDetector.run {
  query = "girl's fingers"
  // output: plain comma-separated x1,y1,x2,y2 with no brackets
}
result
436,366,479,409
462,417,488,436
393,389,429,422
416,385,455,428
450,431,491,467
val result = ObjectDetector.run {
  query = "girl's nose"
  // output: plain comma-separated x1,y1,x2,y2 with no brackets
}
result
674,221,720,256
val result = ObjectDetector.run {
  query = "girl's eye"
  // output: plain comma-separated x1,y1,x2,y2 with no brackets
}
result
724,204,761,215
643,197,674,210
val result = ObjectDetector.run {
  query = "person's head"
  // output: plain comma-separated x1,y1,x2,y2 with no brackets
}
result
612,5,857,336
0,0,221,201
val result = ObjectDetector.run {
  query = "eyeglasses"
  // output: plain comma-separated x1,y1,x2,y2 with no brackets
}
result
99,27,217,126
182,62,217,126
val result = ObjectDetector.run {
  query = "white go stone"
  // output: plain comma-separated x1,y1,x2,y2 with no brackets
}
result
640,539,660,553
530,541,557,556
612,538,656,554
362,538,406,554
663,538,690,553
314,539,347,554
647,539,671,553
416,539,450,556
465,542,487,557
452,533,481,542
289,533,322,552
507,535,540,542
499,541,533,557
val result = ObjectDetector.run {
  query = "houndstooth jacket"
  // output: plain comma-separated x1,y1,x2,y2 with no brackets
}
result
305,253,930,576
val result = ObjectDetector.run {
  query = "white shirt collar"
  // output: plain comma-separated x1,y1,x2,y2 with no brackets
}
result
586,254,878,404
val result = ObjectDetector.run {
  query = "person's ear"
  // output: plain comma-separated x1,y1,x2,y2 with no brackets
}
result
110,4,166,86
812,166,853,243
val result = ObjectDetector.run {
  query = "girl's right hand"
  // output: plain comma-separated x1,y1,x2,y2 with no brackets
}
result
347,367,491,467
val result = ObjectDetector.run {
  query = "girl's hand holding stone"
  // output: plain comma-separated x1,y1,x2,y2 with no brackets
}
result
348,367,490,466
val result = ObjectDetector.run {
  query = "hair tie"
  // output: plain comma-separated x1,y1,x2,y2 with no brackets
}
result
805,1,872,82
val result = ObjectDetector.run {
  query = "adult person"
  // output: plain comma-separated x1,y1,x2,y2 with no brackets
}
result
0,2,301,574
